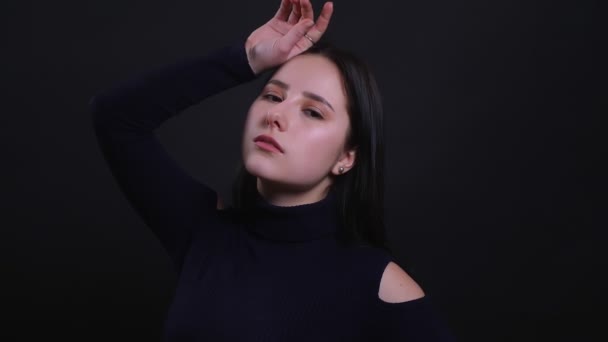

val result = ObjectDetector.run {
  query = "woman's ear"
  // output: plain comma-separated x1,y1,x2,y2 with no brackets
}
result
333,149,356,175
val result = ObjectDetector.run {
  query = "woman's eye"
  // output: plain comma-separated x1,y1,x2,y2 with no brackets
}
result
304,109,323,119
263,94,282,102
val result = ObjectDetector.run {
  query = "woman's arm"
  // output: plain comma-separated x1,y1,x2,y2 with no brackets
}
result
90,41,256,273
373,295,457,341
90,0,334,273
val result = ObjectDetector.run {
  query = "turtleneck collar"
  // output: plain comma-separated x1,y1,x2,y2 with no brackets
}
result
245,188,339,243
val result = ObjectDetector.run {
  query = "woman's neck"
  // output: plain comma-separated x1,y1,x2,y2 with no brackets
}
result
256,177,333,207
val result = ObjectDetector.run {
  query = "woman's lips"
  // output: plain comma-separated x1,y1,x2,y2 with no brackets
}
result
255,140,282,153
253,134,284,153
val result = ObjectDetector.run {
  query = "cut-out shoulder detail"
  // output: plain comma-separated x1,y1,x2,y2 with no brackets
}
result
378,261,426,303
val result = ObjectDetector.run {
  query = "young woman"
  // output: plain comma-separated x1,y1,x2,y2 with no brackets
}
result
90,0,456,340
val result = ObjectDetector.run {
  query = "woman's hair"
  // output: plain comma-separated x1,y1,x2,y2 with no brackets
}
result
231,41,392,255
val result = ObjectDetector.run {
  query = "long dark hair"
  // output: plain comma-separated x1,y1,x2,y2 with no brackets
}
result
231,41,392,255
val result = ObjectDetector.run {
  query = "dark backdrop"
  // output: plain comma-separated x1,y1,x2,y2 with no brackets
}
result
3,0,603,341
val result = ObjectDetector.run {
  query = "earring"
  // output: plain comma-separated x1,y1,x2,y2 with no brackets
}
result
339,166,345,174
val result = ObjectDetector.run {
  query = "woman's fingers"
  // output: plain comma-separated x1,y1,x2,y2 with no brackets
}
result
271,0,333,49
289,0,314,24
300,0,315,22
307,2,333,42
274,0,293,21
277,19,315,54
287,0,302,25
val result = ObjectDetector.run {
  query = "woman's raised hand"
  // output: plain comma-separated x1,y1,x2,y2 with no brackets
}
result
246,0,334,75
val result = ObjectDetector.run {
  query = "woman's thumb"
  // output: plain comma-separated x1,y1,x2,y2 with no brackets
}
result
277,19,315,54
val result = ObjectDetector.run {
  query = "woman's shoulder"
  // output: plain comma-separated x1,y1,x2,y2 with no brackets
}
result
346,244,425,304
378,260,426,303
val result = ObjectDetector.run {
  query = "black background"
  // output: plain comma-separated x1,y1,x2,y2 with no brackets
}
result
3,0,603,340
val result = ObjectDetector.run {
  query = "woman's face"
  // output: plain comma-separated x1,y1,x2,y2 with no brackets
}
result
242,54,355,200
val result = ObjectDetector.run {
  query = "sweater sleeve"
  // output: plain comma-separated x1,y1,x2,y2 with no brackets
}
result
377,295,457,341
89,39,257,273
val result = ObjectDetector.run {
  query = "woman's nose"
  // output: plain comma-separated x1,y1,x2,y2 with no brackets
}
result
265,107,289,131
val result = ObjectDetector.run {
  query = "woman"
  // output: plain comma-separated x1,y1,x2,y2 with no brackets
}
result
90,0,456,340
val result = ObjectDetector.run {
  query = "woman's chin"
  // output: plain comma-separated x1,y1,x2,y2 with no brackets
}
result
245,162,278,182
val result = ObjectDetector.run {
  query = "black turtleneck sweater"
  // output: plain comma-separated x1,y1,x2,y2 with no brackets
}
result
90,38,456,341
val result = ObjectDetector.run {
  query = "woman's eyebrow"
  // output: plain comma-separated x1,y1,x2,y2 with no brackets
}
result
267,79,335,112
